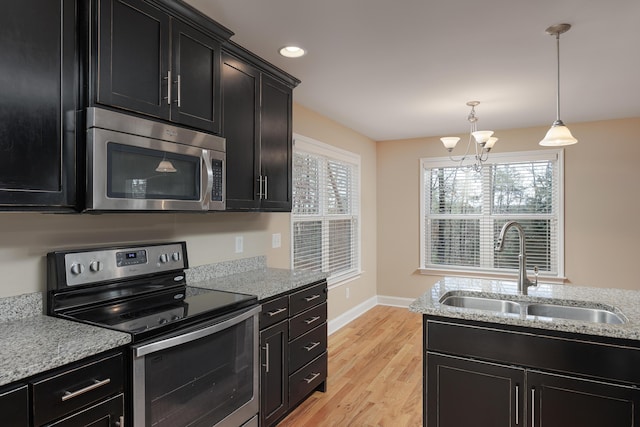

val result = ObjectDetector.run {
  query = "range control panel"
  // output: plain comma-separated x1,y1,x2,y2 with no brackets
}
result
56,242,187,287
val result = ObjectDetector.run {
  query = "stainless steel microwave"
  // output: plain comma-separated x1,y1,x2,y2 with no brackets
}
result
85,107,225,212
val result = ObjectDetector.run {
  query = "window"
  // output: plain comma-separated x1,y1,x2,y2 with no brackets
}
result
421,150,563,278
292,134,361,284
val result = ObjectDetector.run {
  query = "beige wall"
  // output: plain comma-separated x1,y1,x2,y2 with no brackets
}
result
376,117,640,299
292,104,378,320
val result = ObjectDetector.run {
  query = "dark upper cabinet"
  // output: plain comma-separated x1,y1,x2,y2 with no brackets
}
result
96,0,221,133
0,0,77,209
222,52,294,211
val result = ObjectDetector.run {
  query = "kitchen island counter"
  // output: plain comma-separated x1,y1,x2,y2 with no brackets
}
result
410,276,640,341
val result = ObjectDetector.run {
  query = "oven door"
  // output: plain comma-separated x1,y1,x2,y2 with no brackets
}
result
87,127,213,211
131,305,260,427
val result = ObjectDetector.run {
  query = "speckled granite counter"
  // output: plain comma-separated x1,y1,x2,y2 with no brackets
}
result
0,293,131,387
409,277,640,341
186,257,327,301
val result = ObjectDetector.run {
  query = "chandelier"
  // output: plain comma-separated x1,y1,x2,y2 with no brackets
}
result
440,101,497,172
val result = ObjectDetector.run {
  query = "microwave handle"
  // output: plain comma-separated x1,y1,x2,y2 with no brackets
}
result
202,151,214,208
134,305,261,357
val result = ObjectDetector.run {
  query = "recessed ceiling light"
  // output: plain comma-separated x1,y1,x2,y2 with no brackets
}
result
279,46,306,58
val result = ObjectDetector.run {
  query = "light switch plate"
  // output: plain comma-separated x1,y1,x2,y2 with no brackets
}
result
272,233,282,248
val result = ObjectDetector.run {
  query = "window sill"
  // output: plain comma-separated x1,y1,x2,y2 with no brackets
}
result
418,267,568,284
328,271,362,290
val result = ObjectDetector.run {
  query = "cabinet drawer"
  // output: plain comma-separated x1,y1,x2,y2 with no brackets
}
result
260,295,289,330
289,302,327,340
290,323,327,373
31,353,124,426
289,352,327,408
289,281,327,316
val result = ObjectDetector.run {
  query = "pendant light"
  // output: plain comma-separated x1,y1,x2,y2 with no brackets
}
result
540,23,578,146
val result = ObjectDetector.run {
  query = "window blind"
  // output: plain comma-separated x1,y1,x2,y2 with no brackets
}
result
292,138,360,282
422,151,562,276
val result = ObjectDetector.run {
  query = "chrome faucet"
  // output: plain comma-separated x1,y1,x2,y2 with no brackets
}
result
495,221,536,295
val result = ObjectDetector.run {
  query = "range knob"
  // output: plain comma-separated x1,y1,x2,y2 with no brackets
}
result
159,253,169,264
89,261,102,272
70,263,85,275
171,252,181,262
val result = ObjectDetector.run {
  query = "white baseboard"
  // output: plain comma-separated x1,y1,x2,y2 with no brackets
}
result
327,295,415,335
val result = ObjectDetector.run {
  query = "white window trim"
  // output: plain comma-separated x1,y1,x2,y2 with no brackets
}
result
291,133,362,287
419,149,565,281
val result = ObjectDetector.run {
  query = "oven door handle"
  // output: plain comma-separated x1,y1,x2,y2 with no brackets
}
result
133,305,261,357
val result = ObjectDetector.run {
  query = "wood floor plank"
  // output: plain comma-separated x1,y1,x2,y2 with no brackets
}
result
278,305,423,427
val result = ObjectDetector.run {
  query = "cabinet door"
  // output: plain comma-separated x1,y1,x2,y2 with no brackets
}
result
171,20,221,133
97,0,170,119
221,53,261,210
426,353,524,427
0,0,76,208
528,371,640,427
47,393,124,427
0,384,29,426
260,74,293,211
260,320,289,427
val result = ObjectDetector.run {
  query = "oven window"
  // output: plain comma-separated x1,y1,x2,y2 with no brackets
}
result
107,142,200,200
142,316,255,427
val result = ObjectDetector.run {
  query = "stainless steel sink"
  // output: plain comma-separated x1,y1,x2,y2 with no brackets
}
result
439,294,521,314
526,303,626,324
438,292,627,324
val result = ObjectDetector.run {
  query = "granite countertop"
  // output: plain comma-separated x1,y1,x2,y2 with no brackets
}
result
0,293,131,387
188,267,328,301
410,277,640,341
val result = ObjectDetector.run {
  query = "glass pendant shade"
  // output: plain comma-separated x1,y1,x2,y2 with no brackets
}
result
484,137,498,149
155,160,177,173
441,137,460,151
472,130,494,145
539,122,578,146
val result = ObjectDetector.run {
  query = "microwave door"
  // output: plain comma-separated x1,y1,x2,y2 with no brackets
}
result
87,128,209,211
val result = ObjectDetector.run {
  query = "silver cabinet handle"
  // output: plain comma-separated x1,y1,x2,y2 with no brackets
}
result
267,307,287,317
263,343,270,373
304,294,321,302
164,70,172,105
116,415,125,427
264,175,268,200
515,385,519,425
61,378,111,402
257,176,263,199
531,388,536,426
175,74,181,107
304,341,321,352
304,316,321,325
303,372,320,384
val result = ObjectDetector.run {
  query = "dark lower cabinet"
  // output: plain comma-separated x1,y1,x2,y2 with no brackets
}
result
46,394,124,427
426,354,524,427
424,317,640,427
0,0,77,209
222,52,294,212
259,280,328,426
0,384,29,426
260,320,289,426
528,371,640,427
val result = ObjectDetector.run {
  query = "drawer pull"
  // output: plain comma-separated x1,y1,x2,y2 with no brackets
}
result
267,307,287,317
304,294,321,302
303,372,321,384
61,378,111,402
304,341,321,352
304,316,321,325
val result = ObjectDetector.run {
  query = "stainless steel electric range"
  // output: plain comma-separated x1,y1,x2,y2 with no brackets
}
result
47,241,260,427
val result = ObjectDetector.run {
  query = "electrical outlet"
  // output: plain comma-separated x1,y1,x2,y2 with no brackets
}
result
346,287,350,299
235,236,243,253
272,233,282,248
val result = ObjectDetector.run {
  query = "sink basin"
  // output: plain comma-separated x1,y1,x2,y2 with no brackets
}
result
526,303,626,324
438,292,627,325
439,294,521,314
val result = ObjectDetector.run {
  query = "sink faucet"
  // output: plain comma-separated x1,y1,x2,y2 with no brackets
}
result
495,221,536,295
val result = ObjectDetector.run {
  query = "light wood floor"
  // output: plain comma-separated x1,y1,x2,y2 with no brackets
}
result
278,305,423,427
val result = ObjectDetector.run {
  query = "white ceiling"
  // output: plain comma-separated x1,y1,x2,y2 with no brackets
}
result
186,0,640,141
